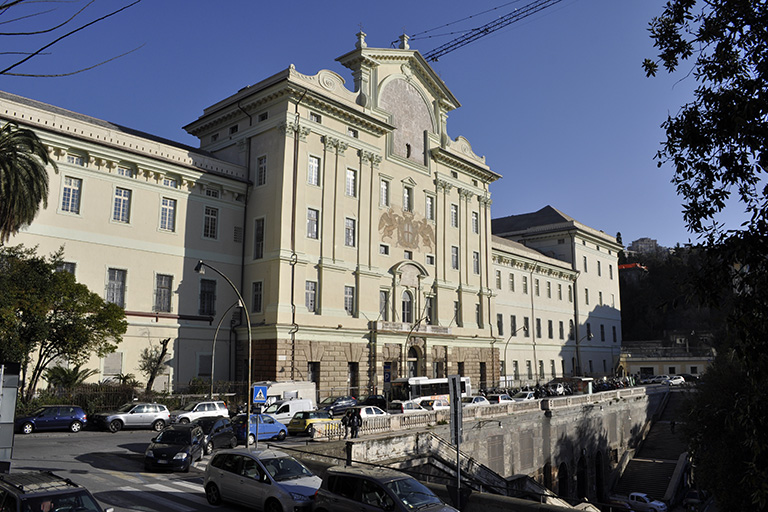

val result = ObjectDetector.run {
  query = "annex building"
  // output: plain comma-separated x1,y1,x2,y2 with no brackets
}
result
2,33,622,395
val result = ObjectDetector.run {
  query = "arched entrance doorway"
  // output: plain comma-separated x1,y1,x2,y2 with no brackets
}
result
543,462,553,491
595,451,605,502
576,456,588,500
558,462,569,497
407,346,422,377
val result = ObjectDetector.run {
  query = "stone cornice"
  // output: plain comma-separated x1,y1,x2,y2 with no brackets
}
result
430,146,501,183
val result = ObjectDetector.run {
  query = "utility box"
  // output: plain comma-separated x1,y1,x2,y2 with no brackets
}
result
0,362,20,473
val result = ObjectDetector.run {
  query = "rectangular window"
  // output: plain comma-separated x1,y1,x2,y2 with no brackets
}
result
547,281,552,298
609,264,614,280
568,285,573,302
601,324,606,341
426,254,435,265
523,317,530,337
523,276,528,294
509,273,515,292
160,198,176,231
57,261,76,274
348,127,358,138
403,185,413,212
112,187,131,223
305,281,317,312
205,188,220,198
497,314,504,336
471,211,479,234
154,274,173,312
558,283,563,300
475,303,481,327
307,208,319,239
536,318,542,338
450,204,458,227
310,112,322,123
535,279,540,296
612,325,617,342
597,260,602,276
472,251,480,274
559,321,564,339
495,270,502,289
587,322,592,339
344,286,355,315
67,154,84,166
583,255,588,272
599,291,603,306
61,176,82,214
539,360,545,379
106,268,126,307
345,218,356,247
551,360,557,379
454,300,461,326
162,177,177,188
379,290,389,321
308,156,320,186
511,315,517,336
258,112,269,122
199,279,216,316
203,206,218,239
585,288,590,305
526,360,533,380
253,218,265,258
451,246,459,270
256,155,267,186
380,244,389,255
404,250,412,260
252,281,263,313
380,179,390,206
346,169,357,197
425,297,434,325
548,320,553,339
425,195,434,221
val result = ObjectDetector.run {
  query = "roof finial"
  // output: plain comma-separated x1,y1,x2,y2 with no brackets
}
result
398,33,410,50
356,30,367,49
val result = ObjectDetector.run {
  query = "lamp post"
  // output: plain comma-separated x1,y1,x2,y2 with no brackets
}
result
194,260,253,447
210,301,241,399
502,326,528,388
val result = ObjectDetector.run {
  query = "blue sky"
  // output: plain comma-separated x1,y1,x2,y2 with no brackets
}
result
2,0,726,249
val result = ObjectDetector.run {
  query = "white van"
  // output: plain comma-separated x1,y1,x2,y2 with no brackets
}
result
262,399,315,424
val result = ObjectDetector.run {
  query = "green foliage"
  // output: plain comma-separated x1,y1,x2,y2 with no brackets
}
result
138,338,170,393
44,364,99,392
0,122,58,242
0,245,128,403
646,1,768,509
187,377,211,395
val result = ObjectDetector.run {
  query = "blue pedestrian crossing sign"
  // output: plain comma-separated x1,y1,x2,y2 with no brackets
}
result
252,386,268,404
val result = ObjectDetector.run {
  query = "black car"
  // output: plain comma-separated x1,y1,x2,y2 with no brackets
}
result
193,416,238,454
0,471,109,512
358,394,387,410
318,396,357,416
144,424,204,472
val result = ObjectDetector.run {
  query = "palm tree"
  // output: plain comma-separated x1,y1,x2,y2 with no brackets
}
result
44,364,99,393
0,122,57,242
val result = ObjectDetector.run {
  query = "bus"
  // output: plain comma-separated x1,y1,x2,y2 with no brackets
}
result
389,376,472,402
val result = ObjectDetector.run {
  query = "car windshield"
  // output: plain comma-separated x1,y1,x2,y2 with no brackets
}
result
384,477,442,509
263,403,280,413
22,490,103,512
319,397,340,405
261,456,313,482
179,402,199,412
513,392,529,399
117,403,136,413
460,397,473,403
155,430,190,445
309,412,331,419
196,418,218,432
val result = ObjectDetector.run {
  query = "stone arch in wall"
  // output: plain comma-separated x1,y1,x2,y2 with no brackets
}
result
576,456,588,500
558,462,569,498
595,450,606,502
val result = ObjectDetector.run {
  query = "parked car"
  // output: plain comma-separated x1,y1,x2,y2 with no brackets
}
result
313,465,459,512
486,393,514,404
358,394,387,410
0,470,110,512
627,492,668,512
261,398,315,424
417,398,450,411
287,410,335,436
193,416,238,455
461,396,491,407
348,405,388,418
169,400,228,424
231,413,287,445
387,400,426,414
678,373,699,383
511,391,536,402
318,396,357,416
144,423,204,472
650,375,671,384
15,405,87,434
91,402,170,433
664,375,685,386
204,448,321,511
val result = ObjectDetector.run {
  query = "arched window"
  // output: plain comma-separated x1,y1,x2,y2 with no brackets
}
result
402,291,413,323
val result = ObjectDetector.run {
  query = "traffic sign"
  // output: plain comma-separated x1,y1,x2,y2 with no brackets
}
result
252,385,268,404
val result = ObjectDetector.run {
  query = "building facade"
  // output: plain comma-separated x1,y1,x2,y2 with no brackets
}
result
2,34,621,395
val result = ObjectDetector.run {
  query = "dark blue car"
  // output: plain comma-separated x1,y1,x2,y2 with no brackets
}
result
15,405,87,434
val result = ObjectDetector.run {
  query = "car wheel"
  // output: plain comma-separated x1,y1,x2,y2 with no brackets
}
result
179,417,190,424
205,483,222,506
151,419,165,432
248,433,256,446
264,498,283,512
21,422,34,435
229,437,238,449
109,419,123,433
276,430,286,441
306,425,315,436
205,441,214,455
69,421,83,433
182,460,191,473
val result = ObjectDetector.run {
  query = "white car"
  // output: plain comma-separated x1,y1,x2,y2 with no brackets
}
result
651,375,671,384
460,396,490,407
349,405,388,418
486,394,514,404
627,492,668,512
417,398,450,411
170,400,228,424
664,375,685,386
387,400,426,414
511,391,536,402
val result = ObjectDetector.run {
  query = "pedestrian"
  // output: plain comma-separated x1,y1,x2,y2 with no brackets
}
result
341,410,352,439
350,409,362,439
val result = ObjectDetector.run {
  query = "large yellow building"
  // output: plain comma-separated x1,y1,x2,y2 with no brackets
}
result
2,34,621,395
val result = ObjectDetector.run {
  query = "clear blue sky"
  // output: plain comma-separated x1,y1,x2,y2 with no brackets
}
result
3,0,730,249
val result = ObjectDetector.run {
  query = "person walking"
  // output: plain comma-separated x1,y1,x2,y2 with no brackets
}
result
350,409,362,439
341,410,352,439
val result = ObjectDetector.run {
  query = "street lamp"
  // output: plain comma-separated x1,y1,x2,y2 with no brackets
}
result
210,301,241,399
502,326,528,387
194,260,253,448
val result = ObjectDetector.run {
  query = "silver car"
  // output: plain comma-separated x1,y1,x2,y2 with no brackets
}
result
313,465,458,512
204,448,321,512
91,402,170,432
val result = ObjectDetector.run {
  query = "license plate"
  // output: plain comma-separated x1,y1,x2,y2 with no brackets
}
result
157,460,168,464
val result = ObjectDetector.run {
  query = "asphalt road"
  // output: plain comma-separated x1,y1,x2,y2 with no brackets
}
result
10,427,322,512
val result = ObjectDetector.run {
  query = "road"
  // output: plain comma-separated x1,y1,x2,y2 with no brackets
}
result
10,427,320,512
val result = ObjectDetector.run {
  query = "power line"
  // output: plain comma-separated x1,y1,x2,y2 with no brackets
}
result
422,0,564,62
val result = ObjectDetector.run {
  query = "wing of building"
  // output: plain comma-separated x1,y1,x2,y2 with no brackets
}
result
1,33,621,395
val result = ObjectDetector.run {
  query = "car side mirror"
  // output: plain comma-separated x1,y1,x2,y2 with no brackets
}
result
260,473,270,484
151,437,157,442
